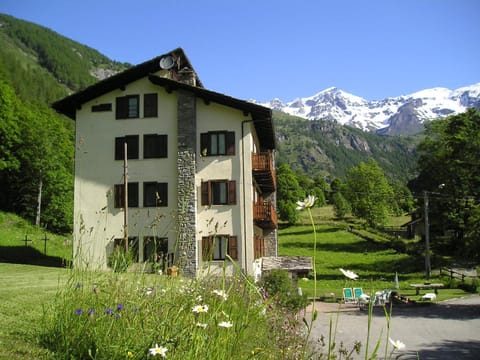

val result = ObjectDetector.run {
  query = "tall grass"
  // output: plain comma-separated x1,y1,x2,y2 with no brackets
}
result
39,267,306,359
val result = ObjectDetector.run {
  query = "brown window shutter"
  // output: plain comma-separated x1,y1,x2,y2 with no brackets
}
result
201,181,210,206
226,132,235,155
202,236,213,261
144,93,158,117
114,184,124,208
227,181,236,205
228,236,238,260
115,137,125,160
116,97,128,119
200,133,209,156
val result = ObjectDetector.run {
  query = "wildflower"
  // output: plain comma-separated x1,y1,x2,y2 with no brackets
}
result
146,287,154,296
218,321,233,328
212,289,228,300
75,283,82,289
296,195,315,210
149,343,168,357
127,351,134,358
105,307,114,315
339,268,359,280
389,338,406,350
192,304,209,313
87,308,95,316
196,322,208,328
196,295,203,302
75,308,83,315
117,303,124,311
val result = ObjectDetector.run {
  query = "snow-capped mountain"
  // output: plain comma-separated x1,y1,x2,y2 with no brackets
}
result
260,83,480,135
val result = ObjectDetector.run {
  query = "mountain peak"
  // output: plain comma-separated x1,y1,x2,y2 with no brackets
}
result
261,83,480,135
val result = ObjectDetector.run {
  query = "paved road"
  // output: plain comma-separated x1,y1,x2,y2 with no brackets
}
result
307,294,480,359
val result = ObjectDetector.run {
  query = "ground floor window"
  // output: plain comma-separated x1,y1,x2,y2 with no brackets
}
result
202,235,238,261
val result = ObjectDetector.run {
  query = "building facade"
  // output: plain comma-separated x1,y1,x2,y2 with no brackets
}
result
53,48,277,276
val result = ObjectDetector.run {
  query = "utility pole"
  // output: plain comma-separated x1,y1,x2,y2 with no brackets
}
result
124,141,129,252
423,190,431,279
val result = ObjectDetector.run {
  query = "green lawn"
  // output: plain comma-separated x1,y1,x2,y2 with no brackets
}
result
0,263,68,359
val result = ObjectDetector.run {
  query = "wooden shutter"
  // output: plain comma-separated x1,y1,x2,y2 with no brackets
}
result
228,236,238,260
126,135,139,159
128,182,139,207
116,97,128,119
200,133,209,156
227,181,236,205
114,184,124,208
201,181,210,206
144,93,158,117
226,132,235,155
158,182,168,207
160,135,168,157
115,137,125,160
202,236,213,261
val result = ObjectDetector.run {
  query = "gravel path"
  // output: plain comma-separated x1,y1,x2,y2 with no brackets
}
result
306,294,480,359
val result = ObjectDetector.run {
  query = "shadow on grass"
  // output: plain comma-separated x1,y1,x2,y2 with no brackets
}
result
281,239,386,254
279,226,345,237
0,246,68,267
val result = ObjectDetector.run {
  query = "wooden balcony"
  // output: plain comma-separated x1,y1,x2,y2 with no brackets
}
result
253,201,277,229
252,151,276,193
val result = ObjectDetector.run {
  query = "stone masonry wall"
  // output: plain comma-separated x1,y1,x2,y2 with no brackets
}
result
176,90,197,277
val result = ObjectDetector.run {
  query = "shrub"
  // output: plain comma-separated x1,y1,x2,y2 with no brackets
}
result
260,269,309,312
457,279,478,293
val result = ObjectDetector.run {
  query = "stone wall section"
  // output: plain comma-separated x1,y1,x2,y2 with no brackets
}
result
176,90,197,276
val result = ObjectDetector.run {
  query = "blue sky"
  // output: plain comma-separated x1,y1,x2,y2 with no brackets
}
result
1,0,479,102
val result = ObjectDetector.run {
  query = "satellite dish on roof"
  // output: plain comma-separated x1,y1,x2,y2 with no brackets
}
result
159,55,175,70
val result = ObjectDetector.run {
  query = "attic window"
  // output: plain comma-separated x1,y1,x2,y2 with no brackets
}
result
92,103,112,112
116,95,139,119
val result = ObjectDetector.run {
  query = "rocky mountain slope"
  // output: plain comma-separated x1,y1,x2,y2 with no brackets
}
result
262,83,480,135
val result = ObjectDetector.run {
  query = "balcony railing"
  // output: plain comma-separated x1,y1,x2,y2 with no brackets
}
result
252,151,276,192
253,201,278,229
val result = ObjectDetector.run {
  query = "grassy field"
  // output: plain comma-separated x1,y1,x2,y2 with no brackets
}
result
0,263,68,359
0,209,476,358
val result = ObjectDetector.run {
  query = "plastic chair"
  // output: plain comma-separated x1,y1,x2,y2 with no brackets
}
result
343,288,356,304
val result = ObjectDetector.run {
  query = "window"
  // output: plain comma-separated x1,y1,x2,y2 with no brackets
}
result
202,235,238,261
114,182,139,208
144,182,168,207
143,236,168,262
92,103,112,112
144,134,167,158
201,180,236,205
200,131,235,156
116,95,139,119
115,135,139,160
144,93,158,117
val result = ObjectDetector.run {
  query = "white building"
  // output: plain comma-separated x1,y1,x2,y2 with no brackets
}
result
53,48,277,276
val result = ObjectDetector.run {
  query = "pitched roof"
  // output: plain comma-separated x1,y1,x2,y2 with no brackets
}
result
52,48,200,119
52,48,275,149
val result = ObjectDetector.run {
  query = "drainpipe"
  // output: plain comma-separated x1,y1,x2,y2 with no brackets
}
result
241,119,254,273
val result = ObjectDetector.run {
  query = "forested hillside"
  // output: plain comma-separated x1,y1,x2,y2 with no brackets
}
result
0,13,420,234
274,111,419,183
0,13,130,102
